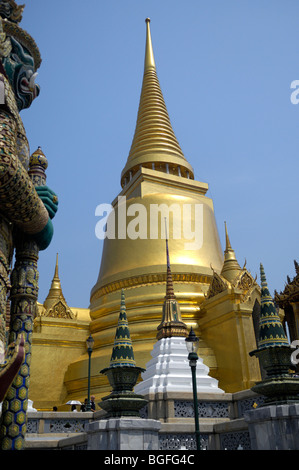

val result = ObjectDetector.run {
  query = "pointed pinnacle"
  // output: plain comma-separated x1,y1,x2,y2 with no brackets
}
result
220,222,241,283
224,221,232,252
144,18,155,71
260,263,267,286
54,252,59,279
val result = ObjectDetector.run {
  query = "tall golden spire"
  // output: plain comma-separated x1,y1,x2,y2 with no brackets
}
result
220,222,242,283
43,253,66,310
121,18,194,187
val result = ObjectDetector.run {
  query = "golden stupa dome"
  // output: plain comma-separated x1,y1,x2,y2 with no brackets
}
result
92,18,223,296
65,19,224,400
91,190,223,298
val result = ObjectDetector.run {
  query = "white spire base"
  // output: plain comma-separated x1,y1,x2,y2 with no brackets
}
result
135,337,224,395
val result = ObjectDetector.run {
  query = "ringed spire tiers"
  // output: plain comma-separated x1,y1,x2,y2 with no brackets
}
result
256,264,289,349
108,289,136,368
121,18,194,187
248,265,299,407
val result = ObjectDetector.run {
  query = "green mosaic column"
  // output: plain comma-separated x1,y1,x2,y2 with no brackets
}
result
0,149,46,450
0,238,39,450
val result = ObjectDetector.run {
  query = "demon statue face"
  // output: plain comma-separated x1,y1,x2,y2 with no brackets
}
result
0,0,41,112
2,35,40,110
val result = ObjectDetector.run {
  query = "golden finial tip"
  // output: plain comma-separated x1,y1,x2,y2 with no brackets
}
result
145,17,150,23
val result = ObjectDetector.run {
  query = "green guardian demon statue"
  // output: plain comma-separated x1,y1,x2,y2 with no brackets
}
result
0,1,58,449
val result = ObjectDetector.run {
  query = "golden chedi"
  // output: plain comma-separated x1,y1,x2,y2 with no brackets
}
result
64,19,260,401
200,223,261,391
30,255,90,410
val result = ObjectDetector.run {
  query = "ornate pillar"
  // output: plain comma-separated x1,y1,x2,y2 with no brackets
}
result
0,236,38,450
0,149,47,450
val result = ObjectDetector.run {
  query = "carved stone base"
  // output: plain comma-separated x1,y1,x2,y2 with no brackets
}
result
87,418,161,450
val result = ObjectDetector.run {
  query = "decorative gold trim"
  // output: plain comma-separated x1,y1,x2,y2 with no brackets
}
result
206,267,259,302
90,272,211,302
206,272,228,299
32,338,85,348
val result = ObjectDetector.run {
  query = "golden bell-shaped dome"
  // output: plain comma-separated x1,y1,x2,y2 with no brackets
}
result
65,20,224,400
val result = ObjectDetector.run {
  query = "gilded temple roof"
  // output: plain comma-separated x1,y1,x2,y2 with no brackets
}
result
275,260,299,307
207,223,259,302
41,254,76,319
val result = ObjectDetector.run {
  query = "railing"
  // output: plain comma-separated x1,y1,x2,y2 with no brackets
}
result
1,390,265,450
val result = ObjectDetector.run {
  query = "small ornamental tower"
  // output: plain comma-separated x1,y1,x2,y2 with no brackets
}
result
28,147,48,186
108,289,136,368
156,237,188,340
249,264,299,405
220,222,242,284
256,264,289,350
42,254,76,319
135,239,223,395
99,290,147,417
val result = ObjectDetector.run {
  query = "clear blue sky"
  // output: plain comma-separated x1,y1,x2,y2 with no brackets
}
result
18,0,299,308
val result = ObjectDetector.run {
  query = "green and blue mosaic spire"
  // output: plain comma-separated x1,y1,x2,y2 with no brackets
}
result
249,264,299,405
100,289,147,417
109,289,136,368
257,263,289,349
